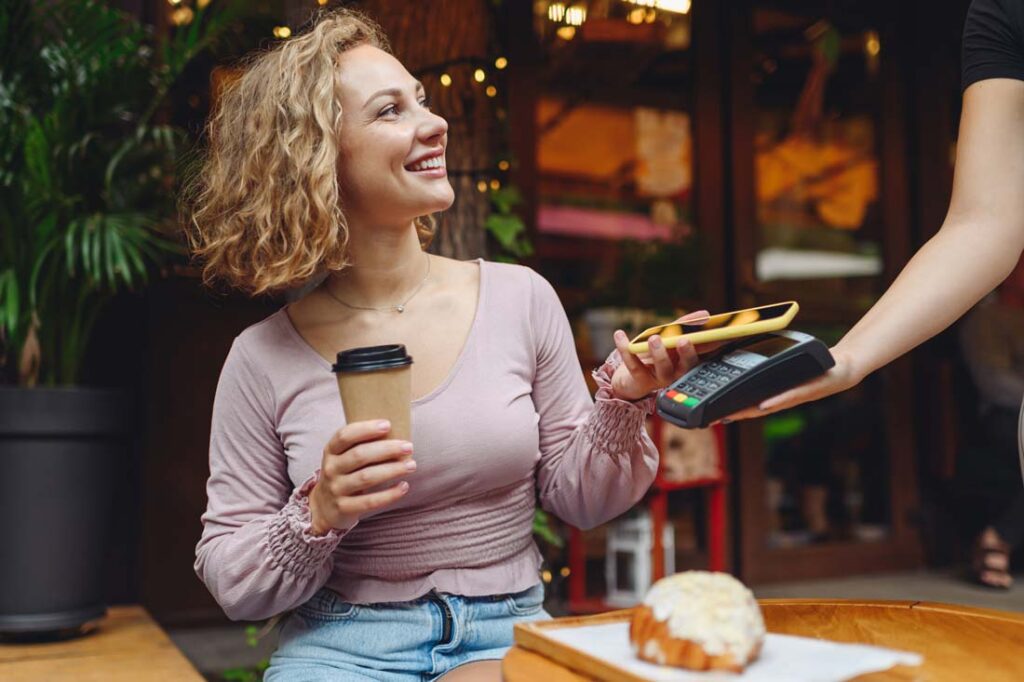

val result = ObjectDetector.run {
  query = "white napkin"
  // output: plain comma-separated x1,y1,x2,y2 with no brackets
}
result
542,622,923,682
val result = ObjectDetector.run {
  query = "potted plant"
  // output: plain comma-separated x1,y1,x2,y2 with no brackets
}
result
0,0,233,635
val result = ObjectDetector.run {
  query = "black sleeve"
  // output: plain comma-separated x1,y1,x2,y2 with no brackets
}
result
962,0,1024,91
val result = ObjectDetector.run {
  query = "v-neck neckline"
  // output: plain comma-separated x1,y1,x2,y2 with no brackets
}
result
279,258,486,406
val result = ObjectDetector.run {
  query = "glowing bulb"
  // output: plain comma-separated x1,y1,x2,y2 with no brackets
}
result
495,57,508,70
865,31,881,57
318,0,329,4
474,68,486,83
170,6,194,25
167,0,182,5
560,566,571,577
628,8,645,24
498,160,510,171
564,5,586,26
556,26,576,40
440,73,452,87
547,3,566,23
197,0,211,8
272,26,291,39
490,179,501,190
485,85,497,98
541,569,553,583
477,180,488,193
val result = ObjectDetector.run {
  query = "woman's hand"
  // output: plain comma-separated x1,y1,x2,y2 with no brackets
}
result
308,420,415,536
719,345,863,423
609,311,710,402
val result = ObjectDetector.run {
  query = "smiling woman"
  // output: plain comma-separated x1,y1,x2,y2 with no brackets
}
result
183,11,436,296
182,8,707,682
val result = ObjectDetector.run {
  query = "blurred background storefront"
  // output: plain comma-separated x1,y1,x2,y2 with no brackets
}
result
75,0,992,625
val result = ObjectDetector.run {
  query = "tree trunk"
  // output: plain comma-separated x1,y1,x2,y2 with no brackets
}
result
357,0,496,260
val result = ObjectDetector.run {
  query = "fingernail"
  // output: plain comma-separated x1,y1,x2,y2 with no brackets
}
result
651,335,662,347
721,418,732,425
377,420,391,431
405,460,417,471
399,481,410,492
400,442,414,453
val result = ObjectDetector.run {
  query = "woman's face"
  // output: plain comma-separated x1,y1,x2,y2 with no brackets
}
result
335,45,454,227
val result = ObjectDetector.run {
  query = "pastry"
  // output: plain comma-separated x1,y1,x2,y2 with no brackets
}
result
629,571,765,672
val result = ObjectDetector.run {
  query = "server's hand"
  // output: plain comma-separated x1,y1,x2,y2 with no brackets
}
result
718,346,861,423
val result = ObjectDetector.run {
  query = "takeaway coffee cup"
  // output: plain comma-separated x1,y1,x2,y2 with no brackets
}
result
332,344,413,441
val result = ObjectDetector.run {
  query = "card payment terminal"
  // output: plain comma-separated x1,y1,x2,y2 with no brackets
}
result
656,330,834,429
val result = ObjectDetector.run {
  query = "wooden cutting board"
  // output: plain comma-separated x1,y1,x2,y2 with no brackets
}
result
505,599,1024,682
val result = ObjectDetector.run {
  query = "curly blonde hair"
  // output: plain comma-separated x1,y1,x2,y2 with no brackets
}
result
183,8,434,295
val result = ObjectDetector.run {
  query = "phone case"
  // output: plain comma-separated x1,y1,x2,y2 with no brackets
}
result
626,302,799,354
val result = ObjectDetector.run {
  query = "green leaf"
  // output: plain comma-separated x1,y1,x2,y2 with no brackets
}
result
532,510,564,548
0,269,20,335
23,119,52,191
485,213,525,250
490,186,523,213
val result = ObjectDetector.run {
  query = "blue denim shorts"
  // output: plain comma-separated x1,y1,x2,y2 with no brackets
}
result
264,582,550,681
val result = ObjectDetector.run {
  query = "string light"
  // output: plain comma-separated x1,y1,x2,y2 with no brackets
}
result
865,31,881,57
170,6,194,25
440,73,453,87
547,2,566,22
564,5,587,26
473,68,486,83
495,57,508,70
167,0,182,5
272,26,292,39
541,569,553,583
620,0,691,14
498,160,510,171
197,0,211,8
476,180,489,193
556,26,576,40
485,85,497,97
490,179,501,190
559,566,571,577
318,0,329,4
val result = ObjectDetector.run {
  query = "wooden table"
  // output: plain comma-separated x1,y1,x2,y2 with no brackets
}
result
503,599,1024,681
0,606,204,681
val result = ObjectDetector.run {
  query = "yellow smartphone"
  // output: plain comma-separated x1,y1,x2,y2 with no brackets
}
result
627,301,799,354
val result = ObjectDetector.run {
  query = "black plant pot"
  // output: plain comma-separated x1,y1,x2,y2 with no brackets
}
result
0,387,126,635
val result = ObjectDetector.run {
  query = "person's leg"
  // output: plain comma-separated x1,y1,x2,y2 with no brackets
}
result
992,488,1024,549
436,660,502,681
968,410,1023,589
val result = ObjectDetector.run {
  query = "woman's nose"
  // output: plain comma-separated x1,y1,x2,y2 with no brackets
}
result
420,109,448,141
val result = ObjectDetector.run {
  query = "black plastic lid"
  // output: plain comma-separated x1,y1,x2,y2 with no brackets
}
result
332,344,413,373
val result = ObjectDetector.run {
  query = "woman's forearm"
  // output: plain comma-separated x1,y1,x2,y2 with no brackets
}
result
837,220,1021,380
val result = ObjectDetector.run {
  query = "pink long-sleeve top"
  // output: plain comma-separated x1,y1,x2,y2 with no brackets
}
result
195,260,658,621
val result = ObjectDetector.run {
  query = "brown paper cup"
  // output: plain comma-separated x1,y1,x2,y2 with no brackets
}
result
332,344,413,441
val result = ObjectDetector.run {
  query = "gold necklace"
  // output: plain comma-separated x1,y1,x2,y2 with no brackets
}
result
323,254,431,314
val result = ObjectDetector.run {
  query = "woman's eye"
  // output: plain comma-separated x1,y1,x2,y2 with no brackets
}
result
419,98,431,110
379,104,399,118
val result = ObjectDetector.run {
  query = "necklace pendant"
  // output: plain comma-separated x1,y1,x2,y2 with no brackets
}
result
396,305,405,313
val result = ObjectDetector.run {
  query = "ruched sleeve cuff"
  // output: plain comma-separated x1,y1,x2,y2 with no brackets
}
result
265,470,349,577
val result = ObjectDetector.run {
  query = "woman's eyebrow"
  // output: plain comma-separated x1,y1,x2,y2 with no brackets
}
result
364,81,425,108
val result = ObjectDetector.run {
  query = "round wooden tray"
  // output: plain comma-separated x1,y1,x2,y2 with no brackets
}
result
503,599,1024,681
